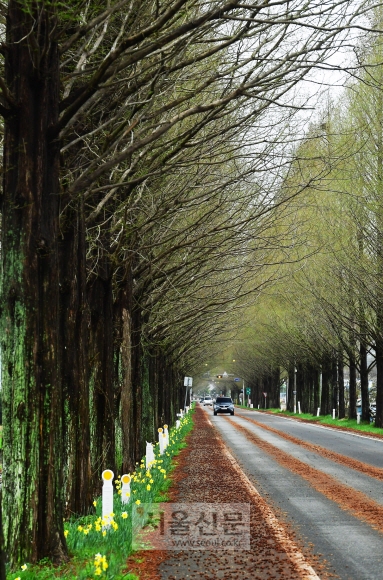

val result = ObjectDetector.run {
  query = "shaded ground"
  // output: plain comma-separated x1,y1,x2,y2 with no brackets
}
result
125,406,322,579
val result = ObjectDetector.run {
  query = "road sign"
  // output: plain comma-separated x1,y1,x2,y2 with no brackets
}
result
184,376,193,387
234,378,240,382
246,387,251,395
263,392,267,397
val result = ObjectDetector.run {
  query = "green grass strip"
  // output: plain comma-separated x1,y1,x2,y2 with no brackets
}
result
236,405,383,436
7,407,195,580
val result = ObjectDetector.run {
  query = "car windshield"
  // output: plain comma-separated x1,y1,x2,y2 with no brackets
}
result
216,397,232,403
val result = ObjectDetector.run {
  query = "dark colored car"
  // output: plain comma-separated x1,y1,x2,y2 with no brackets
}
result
213,397,234,416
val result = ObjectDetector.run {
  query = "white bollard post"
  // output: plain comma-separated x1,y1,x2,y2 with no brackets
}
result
102,469,114,527
146,442,155,469
158,428,164,454
176,419,180,429
164,425,169,448
298,401,301,414
250,404,253,408
332,409,336,420
357,413,361,424
121,474,131,504
258,404,259,409
317,407,320,417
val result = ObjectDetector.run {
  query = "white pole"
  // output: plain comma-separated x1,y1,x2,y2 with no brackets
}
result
357,413,361,425
102,469,114,527
317,407,320,417
242,378,245,407
332,409,335,420
146,442,155,469
298,401,301,414
164,425,169,447
158,428,164,454
121,474,131,504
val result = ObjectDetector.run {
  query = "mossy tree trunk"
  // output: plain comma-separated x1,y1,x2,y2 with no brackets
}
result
88,263,115,482
59,201,92,515
1,0,67,566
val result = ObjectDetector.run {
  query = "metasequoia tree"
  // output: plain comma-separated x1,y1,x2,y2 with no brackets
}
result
0,0,373,567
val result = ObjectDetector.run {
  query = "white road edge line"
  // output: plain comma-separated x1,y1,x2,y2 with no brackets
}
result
205,412,320,580
238,409,383,443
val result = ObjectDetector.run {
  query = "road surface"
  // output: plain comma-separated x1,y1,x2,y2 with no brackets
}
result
207,406,383,579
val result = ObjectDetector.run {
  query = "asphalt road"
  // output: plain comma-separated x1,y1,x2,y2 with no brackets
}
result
205,406,383,580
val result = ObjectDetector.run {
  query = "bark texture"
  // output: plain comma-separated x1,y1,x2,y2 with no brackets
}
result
1,0,67,565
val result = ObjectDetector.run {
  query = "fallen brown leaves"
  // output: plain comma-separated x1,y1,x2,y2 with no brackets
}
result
229,418,383,535
239,413,383,482
126,406,326,579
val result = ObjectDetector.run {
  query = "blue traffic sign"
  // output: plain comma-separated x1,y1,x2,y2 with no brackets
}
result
234,378,240,382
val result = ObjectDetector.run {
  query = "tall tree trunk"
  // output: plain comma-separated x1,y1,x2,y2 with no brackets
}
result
88,264,115,485
312,367,320,416
131,304,143,462
320,355,331,415
296,363,304,412
338,351,345,419
0,491,6,580
348,354,357,419
375,342,383,427
287,363,295,412
1,1,67,566
331,354,338,416
60,201,92,515
114,269,136,474
360,341,369,421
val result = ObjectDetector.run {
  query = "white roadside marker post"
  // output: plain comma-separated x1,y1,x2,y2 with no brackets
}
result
357,413,361,424
317,407,320,417
121,474,131,504
164,425,169,448
158,428,164,455
102,469,114,528
146,442,155,469
176,420,180,429
332,409,336,420
298,401,301,414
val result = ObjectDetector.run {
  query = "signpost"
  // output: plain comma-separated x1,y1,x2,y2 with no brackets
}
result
184,376,193,410
263,392,267,409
